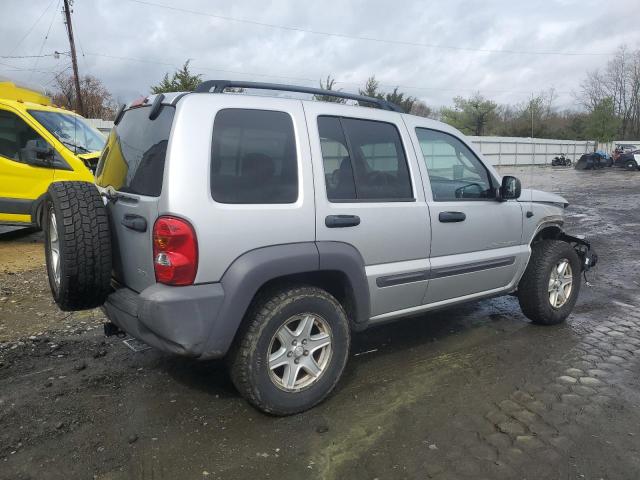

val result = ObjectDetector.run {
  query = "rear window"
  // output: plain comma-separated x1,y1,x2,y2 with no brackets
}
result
210,109,298,204
95,105,174,196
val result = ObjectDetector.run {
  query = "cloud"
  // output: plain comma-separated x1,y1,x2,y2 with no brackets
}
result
2,0,639,110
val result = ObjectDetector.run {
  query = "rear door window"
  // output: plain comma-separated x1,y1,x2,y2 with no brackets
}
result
95,105,174,197
210,109,298,204
318,116,413,201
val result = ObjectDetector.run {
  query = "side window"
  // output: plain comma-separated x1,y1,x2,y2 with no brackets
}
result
0,109,55,166
415,128,493,201
318,116,413,201
211,109,298,204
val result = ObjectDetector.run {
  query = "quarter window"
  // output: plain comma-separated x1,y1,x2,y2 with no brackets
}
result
211,109,298,204
318,116,413,201
415,128,493,201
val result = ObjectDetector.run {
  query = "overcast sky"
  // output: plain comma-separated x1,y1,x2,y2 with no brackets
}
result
2,0,640,111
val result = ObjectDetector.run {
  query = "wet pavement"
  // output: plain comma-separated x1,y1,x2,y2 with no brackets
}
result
1,166,639,479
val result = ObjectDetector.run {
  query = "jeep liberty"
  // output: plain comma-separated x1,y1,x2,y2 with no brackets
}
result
41,81,597,415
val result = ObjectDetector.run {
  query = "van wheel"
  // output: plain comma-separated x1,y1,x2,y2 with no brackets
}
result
518,240,581,325
44,181,112,311
229,286,350,415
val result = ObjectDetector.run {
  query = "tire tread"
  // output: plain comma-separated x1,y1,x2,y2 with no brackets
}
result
46,181,112,311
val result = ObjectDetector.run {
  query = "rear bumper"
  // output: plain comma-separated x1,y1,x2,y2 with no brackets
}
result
103,282,226,358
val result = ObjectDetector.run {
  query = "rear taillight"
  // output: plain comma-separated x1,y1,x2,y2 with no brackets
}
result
152,216,198,286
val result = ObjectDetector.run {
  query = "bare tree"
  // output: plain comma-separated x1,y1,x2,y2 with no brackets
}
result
52,74,117,119
579,46,640,138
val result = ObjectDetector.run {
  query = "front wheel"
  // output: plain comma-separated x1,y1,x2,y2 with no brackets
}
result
518,240,581,325
625,160,638,171
229,286,350,415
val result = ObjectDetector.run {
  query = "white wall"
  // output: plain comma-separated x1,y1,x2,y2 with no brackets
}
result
85,118,114,135
468,136,597,166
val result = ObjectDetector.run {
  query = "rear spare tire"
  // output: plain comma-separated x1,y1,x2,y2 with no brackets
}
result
44,181,112,311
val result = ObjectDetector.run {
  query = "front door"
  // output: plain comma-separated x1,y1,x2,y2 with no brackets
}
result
407,124,526,304
0,107,55,224
304,102,430,318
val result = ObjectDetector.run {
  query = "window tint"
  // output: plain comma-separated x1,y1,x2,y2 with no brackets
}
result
211,109,297,204
96,105,175,196
318,117,356,200
318,116,412,201
29,110,105,154
0,109,63,167
415,128,493,201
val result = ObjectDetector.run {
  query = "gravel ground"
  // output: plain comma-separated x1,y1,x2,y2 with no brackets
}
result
0,166,639,479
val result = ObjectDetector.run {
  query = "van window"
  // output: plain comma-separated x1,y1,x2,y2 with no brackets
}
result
318,116,413,201
415,128,493,201
95,105,175,197
211,109,298,204
29,110,105,154
0,109,63,167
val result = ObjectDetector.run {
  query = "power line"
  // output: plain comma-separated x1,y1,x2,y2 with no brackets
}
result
125,0,614,57
0,54,58,59
29,0,61,81
9,0,57,56
84,51,570,98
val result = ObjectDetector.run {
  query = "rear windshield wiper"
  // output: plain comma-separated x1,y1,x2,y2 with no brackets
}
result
60,140,91,154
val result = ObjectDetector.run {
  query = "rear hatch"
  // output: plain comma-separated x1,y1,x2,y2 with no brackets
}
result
95,102,175,292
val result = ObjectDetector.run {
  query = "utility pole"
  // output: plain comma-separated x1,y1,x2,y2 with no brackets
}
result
62,0,84,116
530,92,534,138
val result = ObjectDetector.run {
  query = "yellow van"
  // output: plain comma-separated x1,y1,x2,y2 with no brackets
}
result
0,80,106,227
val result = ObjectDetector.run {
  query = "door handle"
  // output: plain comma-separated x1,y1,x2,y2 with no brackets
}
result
121,214,147,232
325,215,361,228
439,211,466,223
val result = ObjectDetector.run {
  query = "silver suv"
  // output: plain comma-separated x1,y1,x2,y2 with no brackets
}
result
42,81,597,415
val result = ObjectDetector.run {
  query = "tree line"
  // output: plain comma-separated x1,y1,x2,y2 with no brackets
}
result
49,45,640,144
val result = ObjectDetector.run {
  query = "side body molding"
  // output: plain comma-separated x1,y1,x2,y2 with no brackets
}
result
200,241,370,359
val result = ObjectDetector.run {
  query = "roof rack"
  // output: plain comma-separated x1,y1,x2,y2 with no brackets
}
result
194,80,405,113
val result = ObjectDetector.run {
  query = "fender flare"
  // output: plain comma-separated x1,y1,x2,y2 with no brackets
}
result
200,241,370,358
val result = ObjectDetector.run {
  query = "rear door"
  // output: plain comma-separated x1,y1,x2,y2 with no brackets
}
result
95,103,175,292
304,102,430,318
405,120,526,305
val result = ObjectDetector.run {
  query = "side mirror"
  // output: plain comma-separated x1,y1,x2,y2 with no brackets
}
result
34,145,55,160
499,176,521,200
23,141,55,168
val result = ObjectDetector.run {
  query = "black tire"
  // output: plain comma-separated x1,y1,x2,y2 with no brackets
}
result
625,160,638,171
229,286,350,415
44,181,112,311
518,240,581,325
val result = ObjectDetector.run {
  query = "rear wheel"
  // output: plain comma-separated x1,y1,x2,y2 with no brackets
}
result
518,240,581,325
229,286,350,415
44,181,112,311
625,159,638,171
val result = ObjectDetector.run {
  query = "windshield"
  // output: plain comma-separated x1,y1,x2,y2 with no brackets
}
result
28,109,106,154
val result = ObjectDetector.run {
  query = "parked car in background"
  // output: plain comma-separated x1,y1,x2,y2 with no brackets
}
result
41,81,597,415
613,144,638,162
0,80,106,228
575,151,611,170
614,149,640,171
